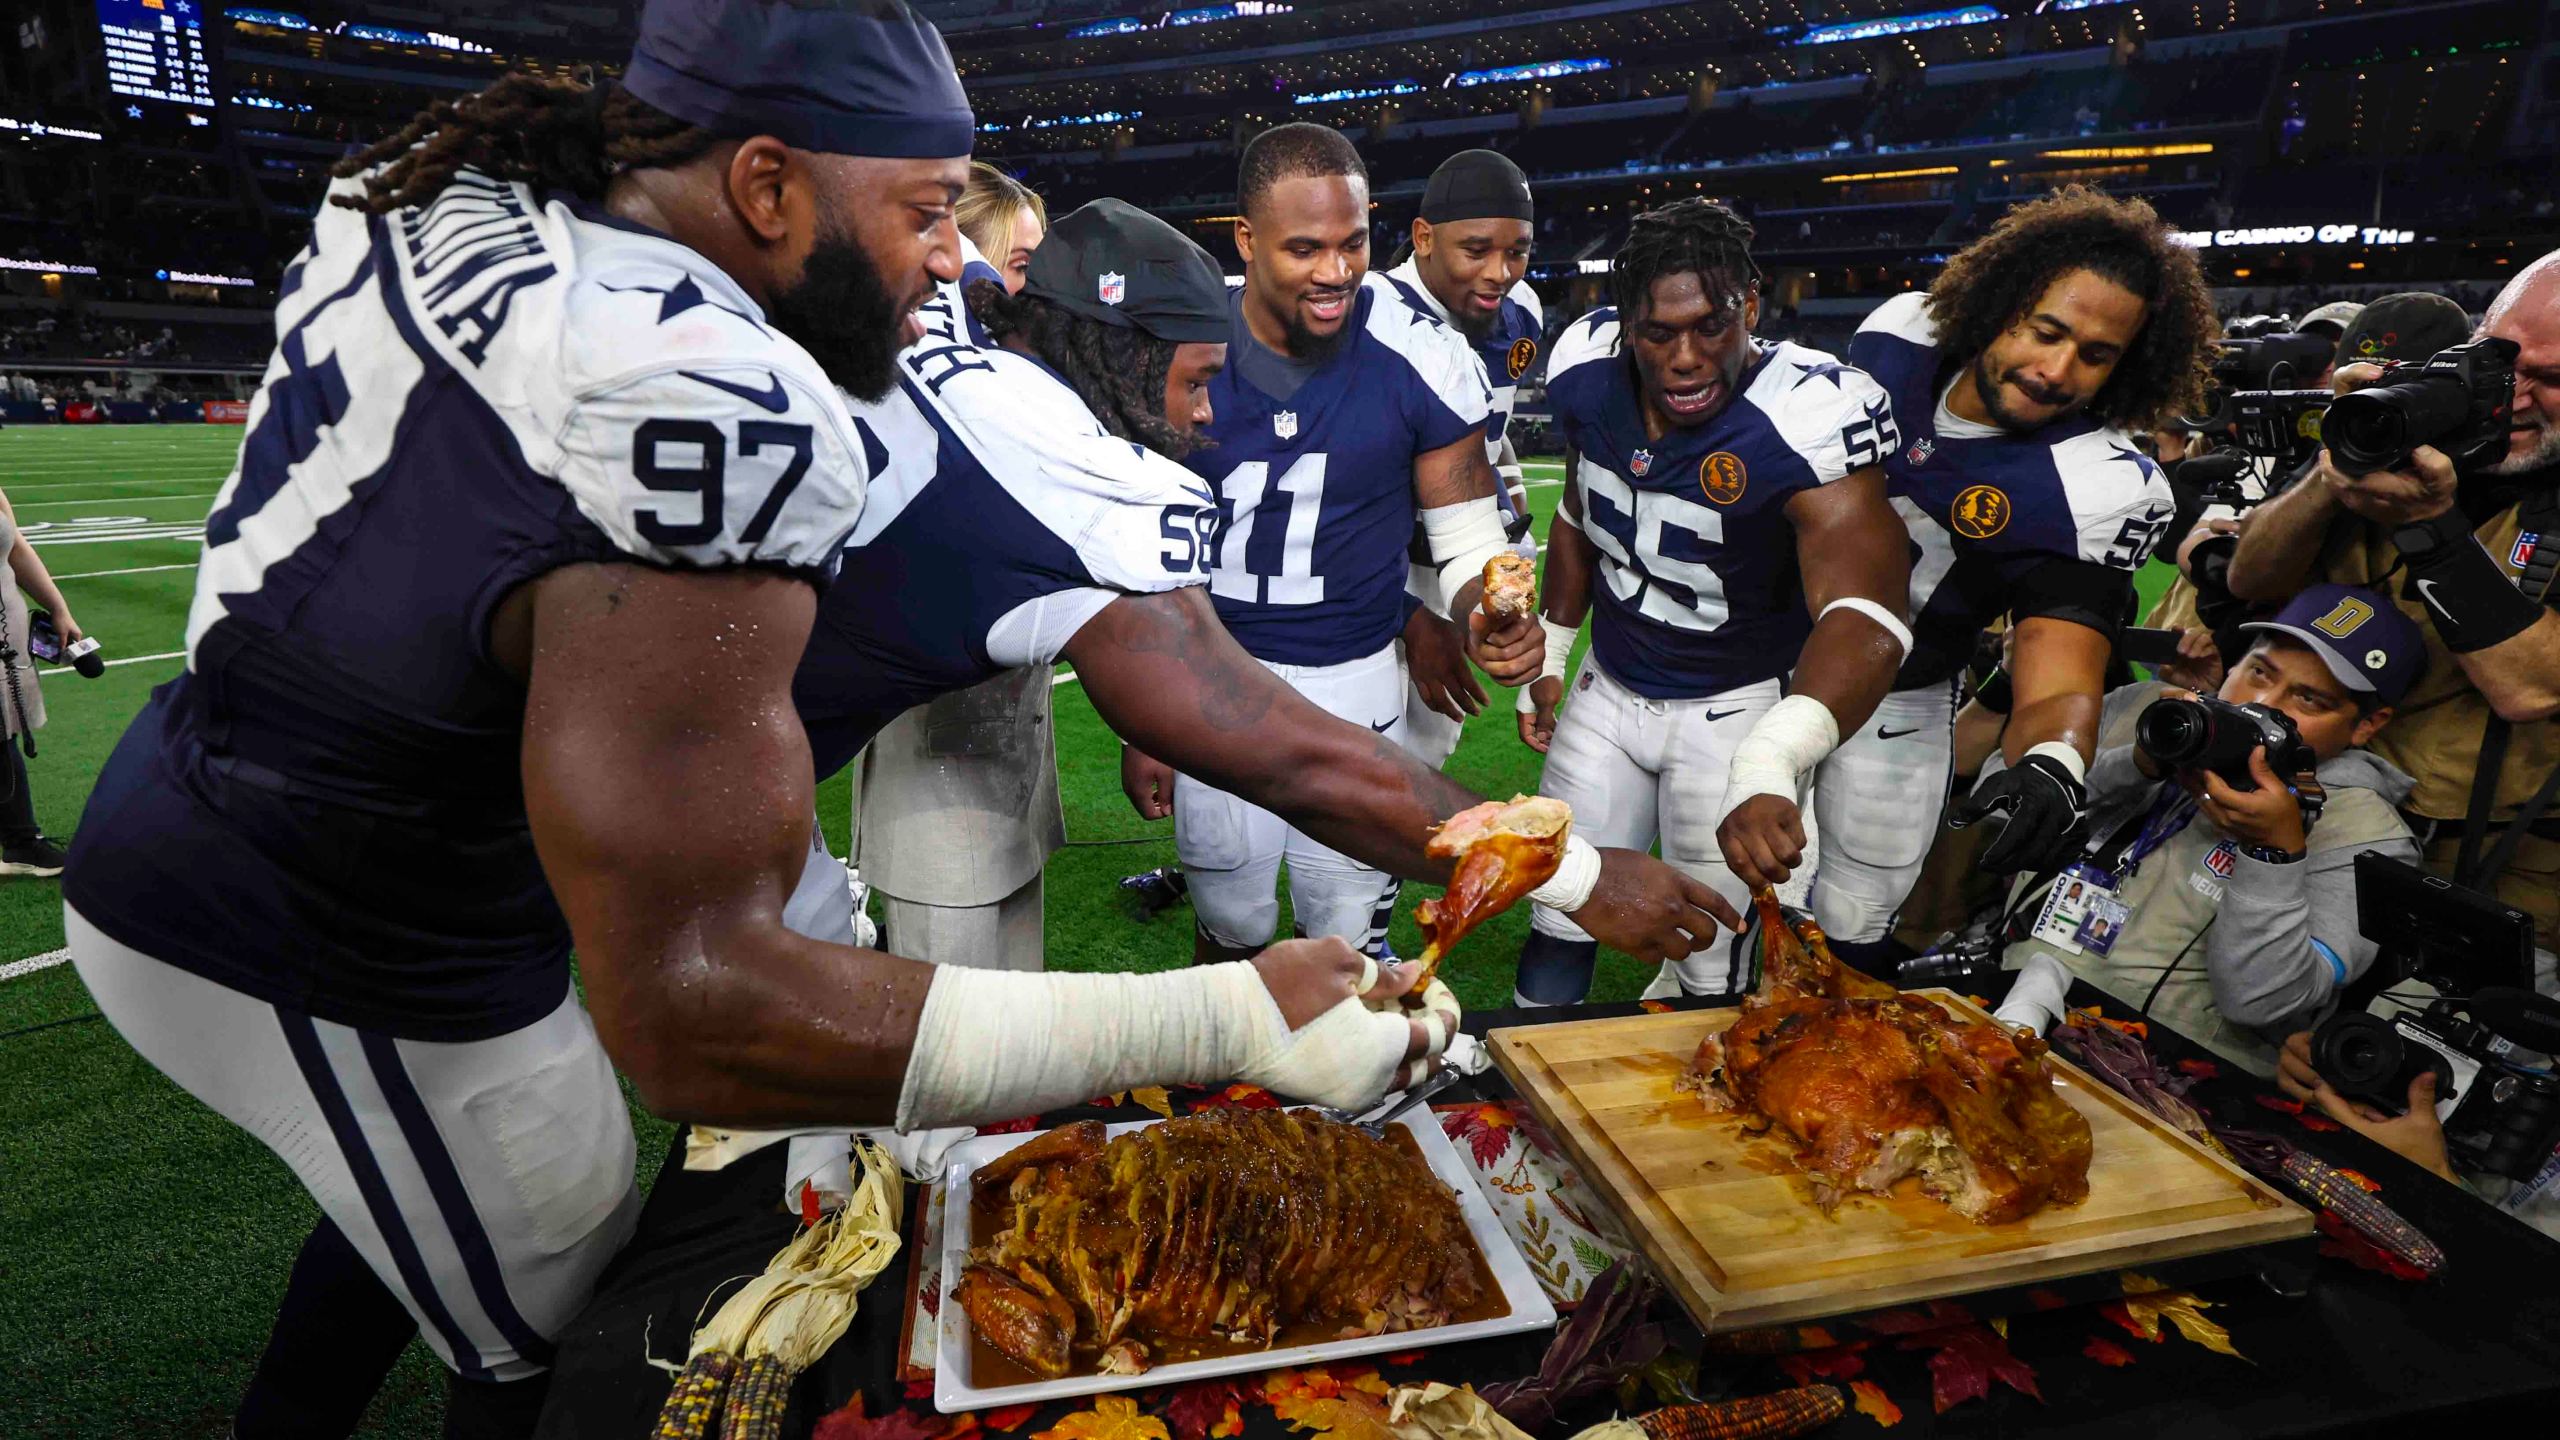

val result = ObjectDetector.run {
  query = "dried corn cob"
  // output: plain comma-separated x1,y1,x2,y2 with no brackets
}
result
717,1354,793,1440
652,1350,740,1440
1635,1386,1846,1440
2282,1149,2445,1275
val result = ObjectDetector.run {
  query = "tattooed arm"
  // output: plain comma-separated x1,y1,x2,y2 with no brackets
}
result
1071,587,1743,954
1070,586,1480,878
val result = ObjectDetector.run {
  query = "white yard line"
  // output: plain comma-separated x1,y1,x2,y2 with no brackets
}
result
15,492,221,510
103,648,186,669
52,561,199,580
0,949,70,982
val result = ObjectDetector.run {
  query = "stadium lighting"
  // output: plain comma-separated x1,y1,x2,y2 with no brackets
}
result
0,116,105,141
1818,165,1961,183
2038,143,2217,159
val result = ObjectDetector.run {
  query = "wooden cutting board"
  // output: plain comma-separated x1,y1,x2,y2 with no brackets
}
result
1490,996,2312,1333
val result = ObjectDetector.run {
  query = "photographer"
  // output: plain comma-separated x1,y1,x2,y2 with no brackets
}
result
1976,584,2427,1073
2228,260,2560,967
0,487,79,875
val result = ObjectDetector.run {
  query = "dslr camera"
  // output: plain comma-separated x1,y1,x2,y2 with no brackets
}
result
2311,999,2560,1183
2308,854,2560,1183
2133,693,2316,790
2321,335,2517,476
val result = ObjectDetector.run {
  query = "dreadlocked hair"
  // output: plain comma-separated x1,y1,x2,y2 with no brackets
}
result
1609,198,1761,326
329,73,717,214
967,282,1203,460
1925,185,2220,432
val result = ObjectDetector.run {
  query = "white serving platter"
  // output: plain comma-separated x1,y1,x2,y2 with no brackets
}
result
931,1108,1561,1414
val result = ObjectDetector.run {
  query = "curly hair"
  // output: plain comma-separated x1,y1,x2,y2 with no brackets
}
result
968,282,1202,459
1609,198,1760,326
1925,185,2219,431
330,74,717,214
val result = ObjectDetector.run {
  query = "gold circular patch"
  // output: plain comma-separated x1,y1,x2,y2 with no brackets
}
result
1700,451,1749,505
1951,484,2011,539
1506,337,1537,380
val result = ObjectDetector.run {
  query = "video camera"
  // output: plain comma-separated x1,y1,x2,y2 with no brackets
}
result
2307,854,2560,1183
2133,693,2317,792
2181,324,2335,460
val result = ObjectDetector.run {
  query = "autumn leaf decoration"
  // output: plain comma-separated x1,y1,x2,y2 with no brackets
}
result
1035,1395,1173,1440
1444,1104,1518,1169
1156,1380,1250,1440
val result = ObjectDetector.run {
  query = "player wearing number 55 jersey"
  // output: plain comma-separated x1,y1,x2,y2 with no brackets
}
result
1515,200,1913,1004
1808,188,2213,970
1132,123,1552,964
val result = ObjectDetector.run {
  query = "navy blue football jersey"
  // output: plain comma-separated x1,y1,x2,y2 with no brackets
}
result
63,170,870,1041
1851,292,2175,688
793,274,1215,779
1547,308,1899,699
1190,281,1490,666
1378,263,1543,541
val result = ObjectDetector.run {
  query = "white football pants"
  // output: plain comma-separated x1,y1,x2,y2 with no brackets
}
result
1807,679,1961,944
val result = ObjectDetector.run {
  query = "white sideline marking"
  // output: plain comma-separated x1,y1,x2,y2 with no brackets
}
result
52,562,198,581
1,949,70,982
104,649,185,669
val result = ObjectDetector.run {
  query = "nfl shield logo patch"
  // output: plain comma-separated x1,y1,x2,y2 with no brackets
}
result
1907,437,1936,466
1273,410,1298,440
2204,841,2237,878
1630,449,1654,477
1099,271,1126,305
2513,532,2540,569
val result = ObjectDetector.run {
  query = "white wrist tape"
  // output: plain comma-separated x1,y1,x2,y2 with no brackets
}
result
896,961,1425,1128
1723,693,1841,809
1527,833,1603,913
2024,739,2089,785
1517,617,1578,714
1816,596,1913,657
1422,496,1508,618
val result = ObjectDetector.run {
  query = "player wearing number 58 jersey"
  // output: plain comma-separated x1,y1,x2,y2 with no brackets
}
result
1133,123,1553,965
1808,189,2213,970
1516,200,1913,1004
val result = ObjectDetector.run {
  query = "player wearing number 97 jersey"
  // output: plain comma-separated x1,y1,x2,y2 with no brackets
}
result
1807,189,2207,969
1155,123,1540,964
1516,199,1913,1005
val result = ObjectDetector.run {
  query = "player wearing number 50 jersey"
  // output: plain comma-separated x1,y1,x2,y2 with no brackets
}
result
1807,189,2213,970
1127,123,1563,965
1516,200,1913,1004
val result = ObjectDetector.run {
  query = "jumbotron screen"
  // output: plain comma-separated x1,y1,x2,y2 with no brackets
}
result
95,0,214,107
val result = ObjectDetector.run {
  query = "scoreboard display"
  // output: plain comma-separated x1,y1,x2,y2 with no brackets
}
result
95,0,214,107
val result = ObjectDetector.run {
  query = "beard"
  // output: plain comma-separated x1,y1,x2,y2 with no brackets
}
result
765,219,908,403
1282,305,1352,363
1972,349,2082,433
2485,414,2560,475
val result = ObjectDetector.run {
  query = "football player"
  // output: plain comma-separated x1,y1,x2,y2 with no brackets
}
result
1376,149,1545,763
57,8,1449,1436
792,200,1742,974
1123,124,1550,964
1515,199,1913,1003
1810,187,2211,971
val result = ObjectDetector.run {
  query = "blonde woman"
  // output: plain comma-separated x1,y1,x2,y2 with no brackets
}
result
854,164,1062,971
954,161,1048,293
0,487,77,875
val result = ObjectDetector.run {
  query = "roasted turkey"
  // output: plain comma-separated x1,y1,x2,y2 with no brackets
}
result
1684,893,2094,1225
1412,795,1571,991
956,1109,1485,1378
1480,552,1538,619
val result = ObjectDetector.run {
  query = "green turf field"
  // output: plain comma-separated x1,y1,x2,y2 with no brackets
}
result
0,423,2176,1434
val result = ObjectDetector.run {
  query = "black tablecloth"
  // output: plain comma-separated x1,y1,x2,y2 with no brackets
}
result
536,987,2560,1439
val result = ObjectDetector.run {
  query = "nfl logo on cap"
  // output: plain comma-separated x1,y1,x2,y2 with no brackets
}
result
1099,271,1126,305
2514,532,2540,569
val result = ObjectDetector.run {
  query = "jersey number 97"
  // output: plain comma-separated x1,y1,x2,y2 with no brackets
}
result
633,417,815,546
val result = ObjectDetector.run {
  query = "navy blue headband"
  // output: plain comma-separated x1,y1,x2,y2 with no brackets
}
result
623,0,975,160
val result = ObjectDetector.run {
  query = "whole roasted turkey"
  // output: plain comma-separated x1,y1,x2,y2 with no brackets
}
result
956,1108,1485,1378
1685,893,2095,1225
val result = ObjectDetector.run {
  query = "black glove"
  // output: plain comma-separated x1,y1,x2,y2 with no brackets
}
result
1949,752,2086,873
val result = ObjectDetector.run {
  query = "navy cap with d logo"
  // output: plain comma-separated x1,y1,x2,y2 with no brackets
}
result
622,0,975,159
2240,582,2429,706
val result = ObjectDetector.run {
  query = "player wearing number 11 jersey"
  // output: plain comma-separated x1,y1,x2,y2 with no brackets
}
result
1149,123,1543,962
1516,200,1913,1003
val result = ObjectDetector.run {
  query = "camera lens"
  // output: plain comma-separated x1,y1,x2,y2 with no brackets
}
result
2133,697,2211,767
2311,1012,2403,1091
2326,379,2474,474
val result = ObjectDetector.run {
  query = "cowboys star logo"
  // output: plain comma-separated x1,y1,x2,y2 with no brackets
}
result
1273,410,1298,440
1098,271,1126,305
1629,449,1653,476
1950,484,2011,539
1506,337,1538,380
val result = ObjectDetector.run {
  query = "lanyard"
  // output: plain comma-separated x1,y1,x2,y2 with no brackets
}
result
2111,785,2200,881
